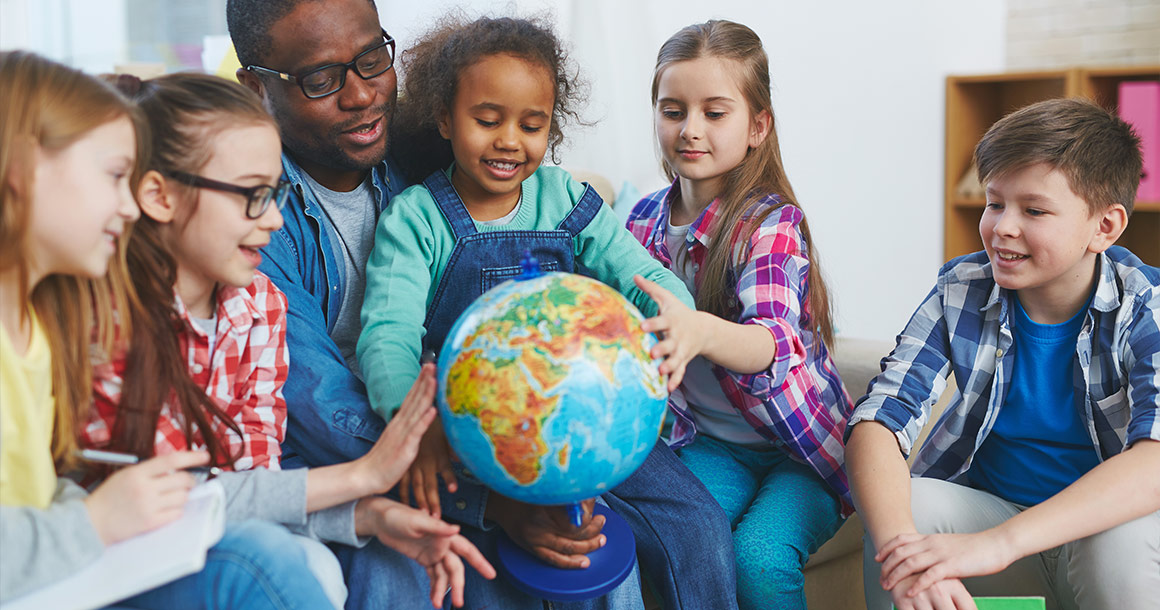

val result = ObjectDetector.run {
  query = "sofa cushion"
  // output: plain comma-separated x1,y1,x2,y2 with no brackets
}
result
804,337,953,570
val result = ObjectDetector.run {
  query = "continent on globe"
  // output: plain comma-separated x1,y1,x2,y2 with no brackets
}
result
436,272,668,506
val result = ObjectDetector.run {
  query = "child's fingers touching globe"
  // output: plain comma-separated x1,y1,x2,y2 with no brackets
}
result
667,361,688,392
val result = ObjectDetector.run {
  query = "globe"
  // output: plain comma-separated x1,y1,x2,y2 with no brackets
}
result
436,270,668,506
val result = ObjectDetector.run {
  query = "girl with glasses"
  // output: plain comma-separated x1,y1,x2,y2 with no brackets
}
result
79,72,494,609
0,51,337,610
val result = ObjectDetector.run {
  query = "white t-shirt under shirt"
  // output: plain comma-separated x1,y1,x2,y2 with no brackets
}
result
664,219,766,446
475,195,522,227
191,314,217,356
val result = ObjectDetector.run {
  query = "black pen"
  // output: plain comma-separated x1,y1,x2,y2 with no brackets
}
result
75,448,222,478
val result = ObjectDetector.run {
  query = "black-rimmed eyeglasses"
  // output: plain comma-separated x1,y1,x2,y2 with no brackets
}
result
246,29,395,99
168,171,290,219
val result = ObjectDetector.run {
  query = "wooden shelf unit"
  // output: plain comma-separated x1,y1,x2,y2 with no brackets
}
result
944,66,1160,267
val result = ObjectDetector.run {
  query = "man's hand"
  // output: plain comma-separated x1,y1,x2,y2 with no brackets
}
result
487,495,605,568
358,364,438,495
355,496,495,608
887,573,977,610
400,415,458,517
878,531,1017,597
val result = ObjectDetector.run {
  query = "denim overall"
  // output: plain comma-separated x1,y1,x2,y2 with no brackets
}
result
418,170,739,610
420,169,603,355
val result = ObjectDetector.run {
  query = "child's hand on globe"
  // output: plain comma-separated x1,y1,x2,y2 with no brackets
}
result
487,495,606,569
401,413,459,517
635,274,710,391
358,363,437,497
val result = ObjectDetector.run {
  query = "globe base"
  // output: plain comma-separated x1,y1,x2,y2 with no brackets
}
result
496,504,637,602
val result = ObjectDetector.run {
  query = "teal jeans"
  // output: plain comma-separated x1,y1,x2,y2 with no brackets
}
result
678,435,843,610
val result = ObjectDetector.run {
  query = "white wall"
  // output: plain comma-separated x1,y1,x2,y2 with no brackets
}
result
3,0,1008,342
0,0,128,73
383,0,1008,341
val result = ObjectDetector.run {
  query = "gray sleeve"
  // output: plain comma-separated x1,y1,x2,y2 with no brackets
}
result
0,479,105,602
216,468,307,525
214,469,367,547
286,501,368,548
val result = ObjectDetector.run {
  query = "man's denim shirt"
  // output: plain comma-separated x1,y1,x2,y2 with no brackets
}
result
847,247,1160,484
259,153,488,527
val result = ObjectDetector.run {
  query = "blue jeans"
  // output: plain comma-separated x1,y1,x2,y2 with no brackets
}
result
331,539,447,609
679,435,843,610
336,442,736,610
335,502,643,610
605,439,738,610
110,520,334,609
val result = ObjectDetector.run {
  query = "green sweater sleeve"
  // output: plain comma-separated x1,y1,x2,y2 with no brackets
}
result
357,184,438,419
559,172,695,316
358,168,692,417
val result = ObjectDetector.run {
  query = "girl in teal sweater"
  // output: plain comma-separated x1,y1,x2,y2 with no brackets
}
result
356,15,739,610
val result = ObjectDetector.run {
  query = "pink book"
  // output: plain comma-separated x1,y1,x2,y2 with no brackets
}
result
1119,81,1160,201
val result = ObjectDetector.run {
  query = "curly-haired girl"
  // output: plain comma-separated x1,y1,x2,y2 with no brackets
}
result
357,14,738,609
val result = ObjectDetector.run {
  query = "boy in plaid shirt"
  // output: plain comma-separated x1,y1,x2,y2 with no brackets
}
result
847,98,1160,610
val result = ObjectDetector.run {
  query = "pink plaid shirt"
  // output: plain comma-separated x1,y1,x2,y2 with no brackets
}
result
627,182,852,510
83,272,290,471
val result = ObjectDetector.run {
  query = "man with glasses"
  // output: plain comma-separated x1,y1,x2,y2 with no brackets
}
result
229,2,447,608
227,1,737,609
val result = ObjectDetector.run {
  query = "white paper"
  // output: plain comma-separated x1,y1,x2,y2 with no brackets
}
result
5,480,226,610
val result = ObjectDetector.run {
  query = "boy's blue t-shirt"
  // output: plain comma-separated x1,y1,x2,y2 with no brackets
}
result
969,292,1101,506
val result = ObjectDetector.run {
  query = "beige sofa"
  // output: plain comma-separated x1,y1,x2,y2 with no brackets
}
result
802,337,952,609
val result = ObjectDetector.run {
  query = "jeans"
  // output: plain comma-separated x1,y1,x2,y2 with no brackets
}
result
332,539,448,610
337,498,644,610
608,439,740,610
110,520,334,609
863,477,1160,610
679,435,843,610
289,533,347,609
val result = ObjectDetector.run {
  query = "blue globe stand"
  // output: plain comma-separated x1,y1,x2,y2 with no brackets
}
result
496,504,637,602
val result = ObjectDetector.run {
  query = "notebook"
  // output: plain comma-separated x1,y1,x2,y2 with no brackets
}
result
6,480,226,610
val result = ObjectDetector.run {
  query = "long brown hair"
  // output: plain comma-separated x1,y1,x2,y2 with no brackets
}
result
651,21,835,346
0,51,145,471
105,73,276,466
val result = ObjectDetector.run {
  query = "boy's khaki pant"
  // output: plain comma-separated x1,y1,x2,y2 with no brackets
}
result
862,477,1160,610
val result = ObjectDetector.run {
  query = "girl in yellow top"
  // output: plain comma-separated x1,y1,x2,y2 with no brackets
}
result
0,51,335,609
0,52,143,510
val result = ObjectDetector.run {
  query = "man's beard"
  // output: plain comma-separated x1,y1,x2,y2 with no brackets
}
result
274,101,394,173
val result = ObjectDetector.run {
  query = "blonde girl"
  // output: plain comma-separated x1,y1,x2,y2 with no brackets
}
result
0,51,340,609
626,21,852,610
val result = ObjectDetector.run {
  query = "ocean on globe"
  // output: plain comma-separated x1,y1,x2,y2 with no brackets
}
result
436,271,668,506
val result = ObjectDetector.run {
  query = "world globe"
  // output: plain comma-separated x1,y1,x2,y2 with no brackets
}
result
436,269,668,506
